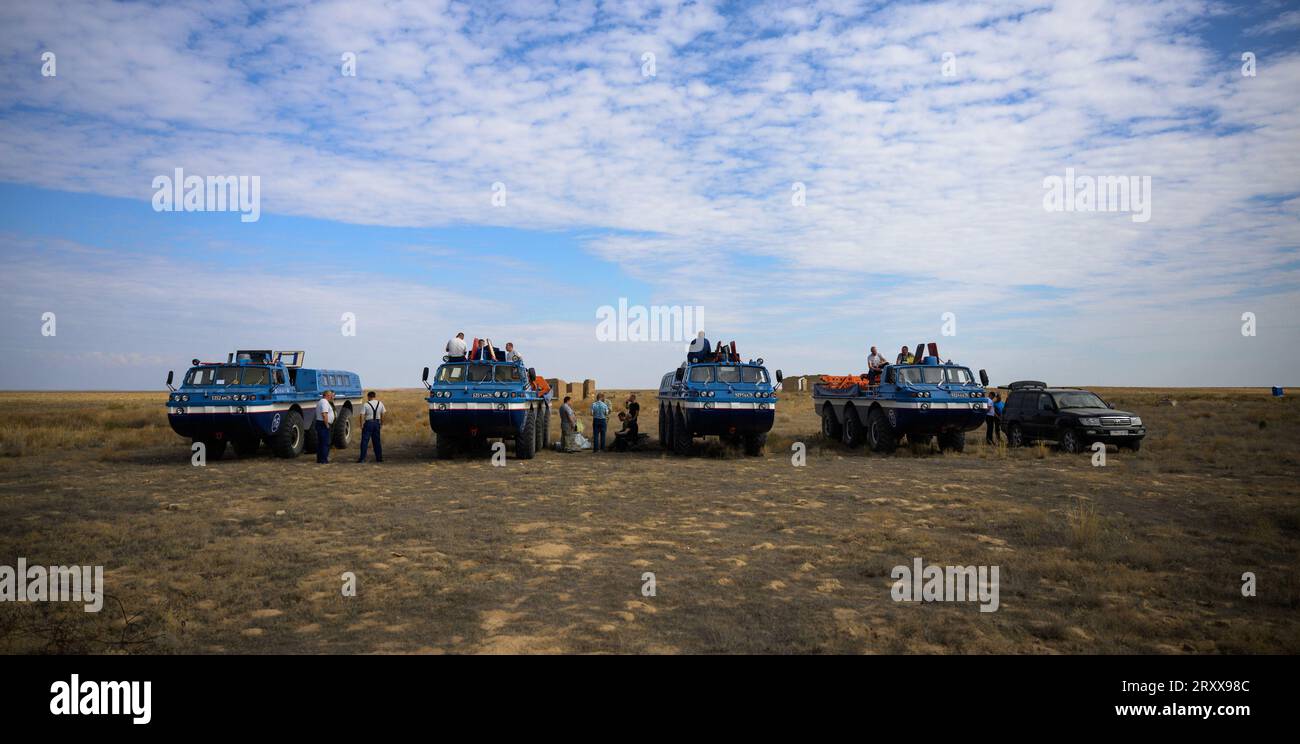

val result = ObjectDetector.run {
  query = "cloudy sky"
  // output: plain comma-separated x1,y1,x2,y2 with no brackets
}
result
1,0,1297,390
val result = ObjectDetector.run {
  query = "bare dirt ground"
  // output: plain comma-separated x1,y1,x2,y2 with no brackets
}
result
1,386,1297,654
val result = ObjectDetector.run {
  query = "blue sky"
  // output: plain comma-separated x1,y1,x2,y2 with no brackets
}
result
1,0,1298,389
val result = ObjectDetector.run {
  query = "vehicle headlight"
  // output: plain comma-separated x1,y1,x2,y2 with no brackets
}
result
495,403,507,411
1131,417,1142,426
758,402,769,410
181,394,189,401
703,402,714,409
437,403,448,411
1080,417,1100,426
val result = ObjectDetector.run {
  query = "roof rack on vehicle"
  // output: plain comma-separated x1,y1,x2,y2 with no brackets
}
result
1007,380,1047,390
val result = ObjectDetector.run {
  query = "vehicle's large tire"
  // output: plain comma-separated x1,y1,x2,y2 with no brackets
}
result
535,403,546,452
1120,438,1142,452
233,435,259,457
542,403,550,449
435,432,457,459
841,405,864,448
304,421,319,454
659,405,670,449
743,431,767,456
866,407,898,453
937,430,966,453
821,403,842,441
1006,423,1025,448
331,406,353,448
672,406,691,455
271,410,305,458
1059,427,1082,454
196,437,228,461
516,408,537,460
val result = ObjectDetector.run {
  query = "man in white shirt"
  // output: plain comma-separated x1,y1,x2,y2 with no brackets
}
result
867,346,887,385
315,390,335,463
504,342,522,363
357,391,385,463
446,332,467,361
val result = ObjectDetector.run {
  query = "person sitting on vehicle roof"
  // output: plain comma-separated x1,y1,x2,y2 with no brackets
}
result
896,345,913,365
688,331,711,363
504,342,522,363
867,345,887,384
446,333,467,361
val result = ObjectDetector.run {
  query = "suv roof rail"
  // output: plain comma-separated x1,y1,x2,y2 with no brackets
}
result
1007,380,1047,390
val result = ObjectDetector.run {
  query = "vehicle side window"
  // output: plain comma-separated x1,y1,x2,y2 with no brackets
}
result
674,368,684,383
274,370,285,385
1037,393,1054,412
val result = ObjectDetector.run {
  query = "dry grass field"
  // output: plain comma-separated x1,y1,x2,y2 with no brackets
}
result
1,385,1297,654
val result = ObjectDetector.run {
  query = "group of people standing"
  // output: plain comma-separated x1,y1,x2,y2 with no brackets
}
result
313,390,386,464
445,332,523,363
558,392,640,452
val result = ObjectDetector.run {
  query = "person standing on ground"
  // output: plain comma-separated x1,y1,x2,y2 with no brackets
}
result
358,390,385,463
315,390,335,464
590,393,610,452
985,392,1001,445
560,396,577,452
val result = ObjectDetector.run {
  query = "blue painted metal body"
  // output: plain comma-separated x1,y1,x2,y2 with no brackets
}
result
166,352,362,443
426,359,548,438
656,361,777,437
812,357,987,436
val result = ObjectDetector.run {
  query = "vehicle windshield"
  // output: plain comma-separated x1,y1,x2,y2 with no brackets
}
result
186,366,246,386
242,367,270,385
897,367,945,385
1053,391,1107,409
942,367,974,384
741,367,768,383
689,367,712,383
438,363,515,384
437,364,467,383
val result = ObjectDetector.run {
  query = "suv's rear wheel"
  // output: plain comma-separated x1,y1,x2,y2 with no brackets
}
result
271,410,305,458
1006,423,1025,448
1059,427,1083,454
841,405,864,448
821,403,842,441
659,405,671,449
866,407,897,453
1120,438,1142,452
516,408,537,460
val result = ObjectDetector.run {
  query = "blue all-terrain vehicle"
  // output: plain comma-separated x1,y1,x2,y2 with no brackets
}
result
165,350,362,459
422,338,550,459
813,343,989,453
656,341,782,456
